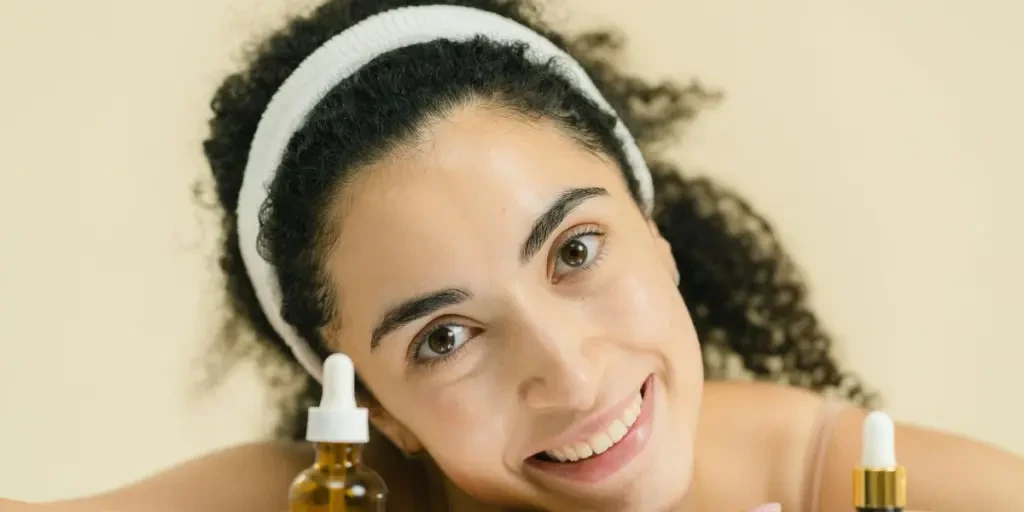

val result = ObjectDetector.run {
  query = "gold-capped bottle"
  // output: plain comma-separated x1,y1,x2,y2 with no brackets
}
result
290,354,387,512
853,411,906,512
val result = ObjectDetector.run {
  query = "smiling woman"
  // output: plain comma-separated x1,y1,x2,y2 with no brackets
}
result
191,0,1024,510
313,105,701,506
8,0,1021,511
219,0,873,433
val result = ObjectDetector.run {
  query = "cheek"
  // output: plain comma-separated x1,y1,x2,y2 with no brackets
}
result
594,245,704,396
594,248,694,350
410,387,495,449
403,385,521,500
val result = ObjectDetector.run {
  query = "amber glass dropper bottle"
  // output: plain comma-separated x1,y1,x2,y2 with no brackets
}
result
289,353,388,512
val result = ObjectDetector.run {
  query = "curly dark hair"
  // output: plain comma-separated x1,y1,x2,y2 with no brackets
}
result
201,0,876,440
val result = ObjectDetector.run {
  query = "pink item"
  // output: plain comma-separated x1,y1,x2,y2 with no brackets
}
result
802,399,852,511
747,399,852,512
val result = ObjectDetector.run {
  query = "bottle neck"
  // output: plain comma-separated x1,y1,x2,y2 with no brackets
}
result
314,442,364,469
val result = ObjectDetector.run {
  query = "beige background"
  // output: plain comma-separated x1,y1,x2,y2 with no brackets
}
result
1,0,1022,503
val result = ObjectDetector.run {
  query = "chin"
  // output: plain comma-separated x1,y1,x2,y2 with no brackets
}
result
539,457,692,512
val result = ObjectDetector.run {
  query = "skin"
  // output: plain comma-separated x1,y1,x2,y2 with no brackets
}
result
5,105,1022,511
333,105,701,510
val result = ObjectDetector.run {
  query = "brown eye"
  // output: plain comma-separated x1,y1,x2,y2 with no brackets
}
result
553,232,602,278
427,327,458,354
559,239,589,267
416,324,472,361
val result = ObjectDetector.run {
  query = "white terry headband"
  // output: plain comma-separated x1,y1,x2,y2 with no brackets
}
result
236,5,654,381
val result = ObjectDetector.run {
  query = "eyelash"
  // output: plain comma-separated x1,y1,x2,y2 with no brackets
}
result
407,225,609,370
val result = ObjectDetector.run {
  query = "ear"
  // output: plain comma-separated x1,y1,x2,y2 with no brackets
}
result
357,391,424,456
647,219,679,285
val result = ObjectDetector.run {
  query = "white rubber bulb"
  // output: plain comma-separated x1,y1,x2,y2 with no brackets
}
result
861,410,897,468
306,353,369,443
321,352,357,409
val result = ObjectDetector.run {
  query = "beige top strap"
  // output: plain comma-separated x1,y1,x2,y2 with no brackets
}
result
801,398,852,512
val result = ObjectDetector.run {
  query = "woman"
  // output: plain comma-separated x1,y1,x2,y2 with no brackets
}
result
7,0,1022,510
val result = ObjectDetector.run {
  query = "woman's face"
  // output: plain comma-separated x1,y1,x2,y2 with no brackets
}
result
327,105,704,511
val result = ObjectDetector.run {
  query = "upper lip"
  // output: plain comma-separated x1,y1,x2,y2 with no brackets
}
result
526,382,643,458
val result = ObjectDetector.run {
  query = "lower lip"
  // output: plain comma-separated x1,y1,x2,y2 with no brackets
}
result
525,374,656,483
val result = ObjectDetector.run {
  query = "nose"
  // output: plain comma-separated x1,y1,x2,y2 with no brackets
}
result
512,298,606,413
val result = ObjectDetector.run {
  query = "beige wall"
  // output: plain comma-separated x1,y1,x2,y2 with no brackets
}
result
1,0,1021,503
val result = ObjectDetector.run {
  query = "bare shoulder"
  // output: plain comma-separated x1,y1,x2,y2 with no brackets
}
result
67,440,314,511
699,381,829,454
693,381,835,510
58,437,437,511
701,380,826,423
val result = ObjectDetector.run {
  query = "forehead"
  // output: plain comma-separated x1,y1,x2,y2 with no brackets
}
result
339,106,629,236
326,107,631,331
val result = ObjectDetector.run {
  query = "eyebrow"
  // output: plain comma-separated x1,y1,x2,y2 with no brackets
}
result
370,288,471,351
520,187,608,263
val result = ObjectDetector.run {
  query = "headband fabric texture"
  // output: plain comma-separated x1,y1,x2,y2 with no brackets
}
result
236,5,654,381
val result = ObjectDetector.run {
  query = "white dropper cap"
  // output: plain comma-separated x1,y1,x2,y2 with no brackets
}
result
306,353,369,443
861,410,897,468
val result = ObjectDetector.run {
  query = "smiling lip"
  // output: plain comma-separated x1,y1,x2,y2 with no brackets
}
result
525,374,655,483
527,381,644,456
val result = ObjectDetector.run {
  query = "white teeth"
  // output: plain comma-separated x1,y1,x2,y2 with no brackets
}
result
573,442,593,459
544,391,644,463
607,419,629,442
563,445,579,462
590,433,613,454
